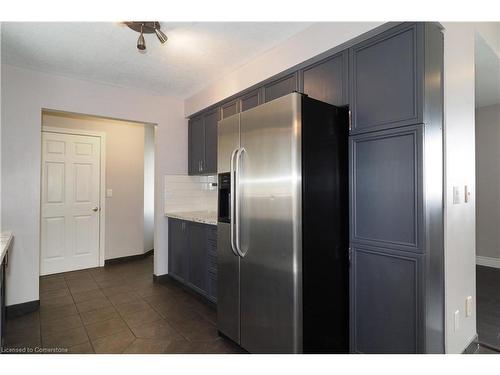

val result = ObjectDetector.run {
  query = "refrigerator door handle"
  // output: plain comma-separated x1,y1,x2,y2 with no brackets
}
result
229,148,239,257
235,147,246,258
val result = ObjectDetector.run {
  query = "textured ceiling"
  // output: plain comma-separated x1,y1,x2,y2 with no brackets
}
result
476,33,500,108
1,22,312,98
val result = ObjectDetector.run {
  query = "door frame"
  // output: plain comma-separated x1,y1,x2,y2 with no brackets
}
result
41,126,107,268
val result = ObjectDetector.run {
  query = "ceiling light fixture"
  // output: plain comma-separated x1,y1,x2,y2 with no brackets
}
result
124,22,168,52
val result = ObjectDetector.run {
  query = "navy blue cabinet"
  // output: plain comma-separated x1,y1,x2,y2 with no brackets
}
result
349,125,424,253
263,72,298,103
349,23,423,134
221,99,239,119
168,218,217,302
350,245,423,353
240,89,262,112
188,109,218,175
168,219,188,281
302,51,348,106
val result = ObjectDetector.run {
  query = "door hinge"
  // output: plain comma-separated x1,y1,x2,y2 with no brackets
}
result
348,247,352,263
348,110,352,132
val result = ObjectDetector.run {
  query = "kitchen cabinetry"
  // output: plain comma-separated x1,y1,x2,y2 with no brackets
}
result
349,22,423,134
240,89,262,112
302,51,348,106
263,72,298,102
168,219,188,280
221,99,239,119
168,218,217,302
350,244,423,353
185,22,444,353
188,109,218,175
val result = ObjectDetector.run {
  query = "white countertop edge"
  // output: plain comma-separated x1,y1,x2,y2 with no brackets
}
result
165,212,217,226
1,230,13,264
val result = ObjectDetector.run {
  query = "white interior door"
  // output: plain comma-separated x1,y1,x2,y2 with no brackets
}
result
41,132,101,275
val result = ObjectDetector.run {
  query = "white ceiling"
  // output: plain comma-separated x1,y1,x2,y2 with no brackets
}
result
1,22,312,99
475,32,500,108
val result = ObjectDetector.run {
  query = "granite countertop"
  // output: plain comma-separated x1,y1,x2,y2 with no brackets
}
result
1,230,13,265
165,211,217,226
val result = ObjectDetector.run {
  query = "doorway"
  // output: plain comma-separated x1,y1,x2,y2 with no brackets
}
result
40,110,156,276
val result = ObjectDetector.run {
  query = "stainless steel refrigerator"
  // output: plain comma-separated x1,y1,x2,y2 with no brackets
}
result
217,92,349,354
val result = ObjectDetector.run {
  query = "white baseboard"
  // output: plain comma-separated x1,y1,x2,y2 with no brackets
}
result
476,255,500,269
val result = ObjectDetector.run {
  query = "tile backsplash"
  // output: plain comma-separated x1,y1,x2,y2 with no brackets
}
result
164,174,217,214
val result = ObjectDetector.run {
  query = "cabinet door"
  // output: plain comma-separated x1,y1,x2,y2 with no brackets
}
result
240,89,261,112
221,100,239,119
187,223,208,294
350,245,423,353
349,23,423,133
263,73,298,102
204,109,219,174
302,51,348,106
188,116,205,175
350,125,423,253
169,219,187,281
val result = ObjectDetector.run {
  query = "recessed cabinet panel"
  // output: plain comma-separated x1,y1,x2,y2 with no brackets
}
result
351,246,422,353
350,125,423,252
204,109,219,174
302,52,348,106
168,219,187,280
350,23,422,133
188,223,209,293
240,89,261,112
221,100,239,119
264,73,298,103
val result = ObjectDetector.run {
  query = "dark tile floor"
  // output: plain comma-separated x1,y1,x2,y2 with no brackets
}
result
4,255,244,354
477,265,500,352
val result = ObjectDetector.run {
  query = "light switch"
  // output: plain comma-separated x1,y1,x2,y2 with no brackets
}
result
464,185,471,203
106,189,113,198
466,296,473,317
453,186,461,204
454,310,460,331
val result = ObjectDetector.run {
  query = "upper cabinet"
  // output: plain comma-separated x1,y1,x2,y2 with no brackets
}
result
188,116,205,175
240,89,262,112
349,23,423,134
188,109,219,175
221,99,240,119
302,51,349,106
263,72,298,103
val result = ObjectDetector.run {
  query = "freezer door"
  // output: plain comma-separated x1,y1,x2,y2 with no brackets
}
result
238,93,303,353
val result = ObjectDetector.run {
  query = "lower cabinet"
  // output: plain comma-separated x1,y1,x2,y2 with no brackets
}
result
168,218,217,302
350,245,423,353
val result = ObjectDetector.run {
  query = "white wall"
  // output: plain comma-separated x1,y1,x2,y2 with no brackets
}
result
43,112,151,260
184,22,384,117
475,104,500,262
1,64,186,306
442,22,477,354
144,125,155,252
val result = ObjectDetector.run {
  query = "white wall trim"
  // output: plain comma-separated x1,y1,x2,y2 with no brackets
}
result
476,255,500,269
42,125,107,268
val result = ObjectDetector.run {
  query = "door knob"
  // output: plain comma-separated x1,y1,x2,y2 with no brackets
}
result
92,207,99,212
